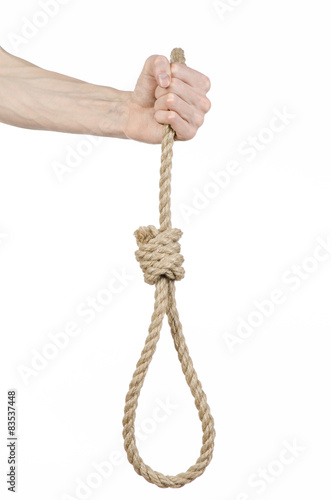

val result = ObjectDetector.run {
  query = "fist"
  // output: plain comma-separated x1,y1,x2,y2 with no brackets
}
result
123,54,211,144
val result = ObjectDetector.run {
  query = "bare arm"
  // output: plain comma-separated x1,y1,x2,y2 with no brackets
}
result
0,47,211,144
0,46,131,138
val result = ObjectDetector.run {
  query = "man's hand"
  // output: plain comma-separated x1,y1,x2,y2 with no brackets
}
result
123,55,211,144
0,48,211,143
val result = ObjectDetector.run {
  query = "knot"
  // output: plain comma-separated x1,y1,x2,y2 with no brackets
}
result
134,225,185,285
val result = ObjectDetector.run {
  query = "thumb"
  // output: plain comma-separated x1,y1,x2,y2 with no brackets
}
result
143,54,171,88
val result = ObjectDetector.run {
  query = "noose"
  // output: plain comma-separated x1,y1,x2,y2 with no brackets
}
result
122,48,216,488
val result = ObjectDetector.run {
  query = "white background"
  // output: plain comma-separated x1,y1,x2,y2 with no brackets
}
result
1,0,331,499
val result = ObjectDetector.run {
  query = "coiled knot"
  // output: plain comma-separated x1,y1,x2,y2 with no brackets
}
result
134,225,185,285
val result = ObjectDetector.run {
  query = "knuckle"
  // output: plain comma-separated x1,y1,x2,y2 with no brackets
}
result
153,54,168,67
203,76,211,92
194,112,204,127
145,54,159,67
203,96,212,112
166,92,177,107
170,62,180,75
197,94,211,113
186,128,197,140
168,111,178,123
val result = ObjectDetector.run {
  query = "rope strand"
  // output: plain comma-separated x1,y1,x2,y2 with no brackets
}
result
122,47,216,488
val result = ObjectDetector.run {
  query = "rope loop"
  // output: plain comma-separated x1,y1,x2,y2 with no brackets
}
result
122,48,216,489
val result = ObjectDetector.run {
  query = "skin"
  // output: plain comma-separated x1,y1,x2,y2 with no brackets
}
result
0,46,211,144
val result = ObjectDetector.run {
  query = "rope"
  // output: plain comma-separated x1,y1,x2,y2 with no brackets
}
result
122,48,216,489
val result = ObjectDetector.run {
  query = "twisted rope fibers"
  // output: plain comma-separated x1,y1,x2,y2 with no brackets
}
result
122,48,216,488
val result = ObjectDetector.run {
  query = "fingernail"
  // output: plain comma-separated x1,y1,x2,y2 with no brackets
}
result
158,73,170,87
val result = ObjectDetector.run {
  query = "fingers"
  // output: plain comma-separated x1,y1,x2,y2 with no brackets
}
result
170,62,211,93
154,76,211,141
155,78,211,113
154,93,205,128
139,54,212,141
141,55,211,94
154,110,198,141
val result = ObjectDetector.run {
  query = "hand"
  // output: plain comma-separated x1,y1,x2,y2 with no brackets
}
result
123,54,211,144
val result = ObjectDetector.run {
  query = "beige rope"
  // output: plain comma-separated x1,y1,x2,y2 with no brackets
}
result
122,47,216,488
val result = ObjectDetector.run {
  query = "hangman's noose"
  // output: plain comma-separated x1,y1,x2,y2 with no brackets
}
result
122,48,216,488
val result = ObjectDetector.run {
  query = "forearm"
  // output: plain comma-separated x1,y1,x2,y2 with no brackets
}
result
0,47,132,138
